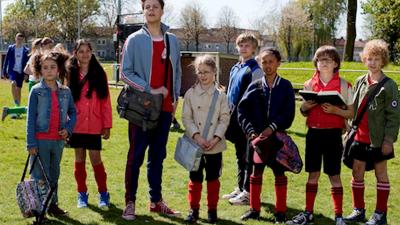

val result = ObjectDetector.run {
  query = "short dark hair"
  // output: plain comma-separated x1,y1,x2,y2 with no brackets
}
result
313,45,341,72
258,47,282,62
141,0,164,9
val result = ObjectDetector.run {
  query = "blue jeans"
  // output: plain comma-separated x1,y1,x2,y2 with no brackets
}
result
30,140,64,204
125,112,172,203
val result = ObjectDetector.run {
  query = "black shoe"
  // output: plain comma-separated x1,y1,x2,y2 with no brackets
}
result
343,208,366,222
207,209,217,224
275,212,286,224
241,208,260,221
47,204,68,216
186,208,199,223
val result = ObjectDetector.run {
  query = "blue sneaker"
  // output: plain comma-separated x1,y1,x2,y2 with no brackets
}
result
77,192,88,208
99,192,110,208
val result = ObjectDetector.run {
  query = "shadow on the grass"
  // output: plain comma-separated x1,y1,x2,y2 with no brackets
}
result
87,203,185,224
44,214,86,225
261,202,335,224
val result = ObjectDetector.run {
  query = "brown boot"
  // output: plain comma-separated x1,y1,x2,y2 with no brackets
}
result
47,204,68,216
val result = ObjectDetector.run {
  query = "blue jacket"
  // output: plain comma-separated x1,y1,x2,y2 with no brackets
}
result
237,75,295,136
2,44,29,77
27,80,77,149
121,23,182,102
227,58,263,109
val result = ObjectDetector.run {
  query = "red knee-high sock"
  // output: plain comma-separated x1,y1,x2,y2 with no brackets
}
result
188,180,202,209
305,183,318,213
93,162,107,193
250,175,262,212
331,187,343,216
275,175,287,213
376,182,390,213
207,179,220,211
74,161,87,193
351,179,365,209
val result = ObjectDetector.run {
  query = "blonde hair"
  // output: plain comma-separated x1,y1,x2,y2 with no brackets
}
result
193,54,217,73
235,32,259,49
360,39,390,67
192,55,225,91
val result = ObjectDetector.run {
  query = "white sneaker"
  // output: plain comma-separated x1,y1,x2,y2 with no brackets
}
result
229,190,250,205
222,187,241,200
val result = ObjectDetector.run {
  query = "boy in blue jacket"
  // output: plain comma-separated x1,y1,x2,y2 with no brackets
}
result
223,32,264,205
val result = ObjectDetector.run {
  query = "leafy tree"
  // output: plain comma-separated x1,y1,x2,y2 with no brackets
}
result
3,0,100,42
363,0,400,62
298,0,346,47
278,2,313,61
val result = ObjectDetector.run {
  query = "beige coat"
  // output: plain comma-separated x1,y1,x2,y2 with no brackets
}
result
182,83,230,154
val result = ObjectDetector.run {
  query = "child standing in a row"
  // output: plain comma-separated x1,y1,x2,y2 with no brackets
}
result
343,39,400,225
26,51,76,217
287,46,354,225
182,55,230,224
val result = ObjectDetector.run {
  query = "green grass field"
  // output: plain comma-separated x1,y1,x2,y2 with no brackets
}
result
0,61,399,225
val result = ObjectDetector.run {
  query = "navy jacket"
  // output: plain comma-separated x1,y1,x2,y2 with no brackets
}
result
237,75,295,136
2,44,29,77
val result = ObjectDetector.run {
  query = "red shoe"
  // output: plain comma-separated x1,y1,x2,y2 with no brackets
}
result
150,200,181,217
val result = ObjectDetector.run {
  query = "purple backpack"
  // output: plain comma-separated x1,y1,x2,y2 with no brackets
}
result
275,132,303,174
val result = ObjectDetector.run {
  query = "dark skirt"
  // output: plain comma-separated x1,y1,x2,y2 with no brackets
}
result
68,133,102,150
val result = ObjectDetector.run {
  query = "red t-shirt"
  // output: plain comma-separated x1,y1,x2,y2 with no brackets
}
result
36,91,62,140
354,77,375,144
150,40,173,112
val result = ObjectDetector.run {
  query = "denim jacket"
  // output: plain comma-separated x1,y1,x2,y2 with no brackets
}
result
27,80,77,149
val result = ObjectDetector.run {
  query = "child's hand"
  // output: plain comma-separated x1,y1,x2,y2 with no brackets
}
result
101,128,110,140
28,147,38,155
301,100,318,112
248,132,258,141
321,103,337,114
261,127,273,137
58,129,69,140
151,86,169,99
194,133,210,150
205,136,221,151
382,140,393,156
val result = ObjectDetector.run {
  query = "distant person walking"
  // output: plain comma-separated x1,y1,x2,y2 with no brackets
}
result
1,33,29,119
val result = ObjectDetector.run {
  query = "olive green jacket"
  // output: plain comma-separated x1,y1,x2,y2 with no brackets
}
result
352,74,400,147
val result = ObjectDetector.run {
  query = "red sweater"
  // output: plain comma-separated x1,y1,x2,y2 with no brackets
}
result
73,73,112,134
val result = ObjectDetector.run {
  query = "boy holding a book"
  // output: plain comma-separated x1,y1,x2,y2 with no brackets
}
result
287,46,354,225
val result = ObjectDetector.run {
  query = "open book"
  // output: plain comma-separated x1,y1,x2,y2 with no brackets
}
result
299,90,346,106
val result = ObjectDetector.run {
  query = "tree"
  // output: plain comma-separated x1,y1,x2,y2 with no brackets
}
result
298,0,346,47
278,2,313,61
344,0,357,61
3,0,100,42
216,6,238,54
363,0,400,62
179,2,206,51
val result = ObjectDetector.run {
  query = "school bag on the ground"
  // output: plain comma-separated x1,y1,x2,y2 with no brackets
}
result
16,154,55,224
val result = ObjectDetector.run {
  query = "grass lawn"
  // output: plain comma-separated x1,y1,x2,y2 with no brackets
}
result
0,62,400,224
